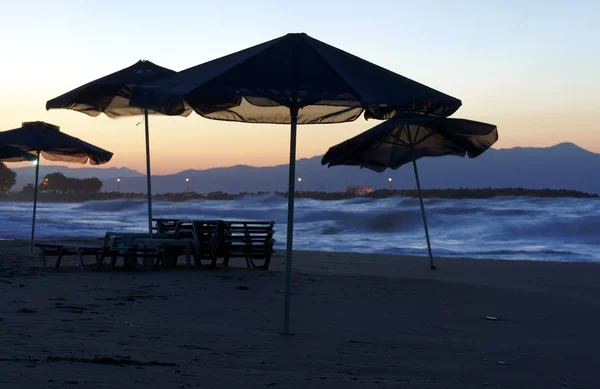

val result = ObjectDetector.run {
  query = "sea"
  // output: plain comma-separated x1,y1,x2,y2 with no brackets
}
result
1,195,599,262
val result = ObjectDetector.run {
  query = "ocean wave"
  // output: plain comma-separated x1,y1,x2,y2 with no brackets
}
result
76,200,147,212
0,196,598,263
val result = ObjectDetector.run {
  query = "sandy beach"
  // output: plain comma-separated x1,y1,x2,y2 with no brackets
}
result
1,240,599,388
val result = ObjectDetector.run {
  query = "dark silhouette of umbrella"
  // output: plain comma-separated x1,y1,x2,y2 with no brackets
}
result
322,116,498,268
130,32,463,334
46,60,188,236
0,145,37,162
0,121,113,248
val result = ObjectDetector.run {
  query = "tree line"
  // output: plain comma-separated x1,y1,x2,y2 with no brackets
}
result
0,163,103,194
40,172,103,193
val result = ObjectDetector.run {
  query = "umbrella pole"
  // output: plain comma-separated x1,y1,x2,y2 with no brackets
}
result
412,160,436,270
283,106,298,335
30,151,41,251
144,109,153,238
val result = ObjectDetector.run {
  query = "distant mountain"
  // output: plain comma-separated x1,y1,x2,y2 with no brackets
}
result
9,143,600,194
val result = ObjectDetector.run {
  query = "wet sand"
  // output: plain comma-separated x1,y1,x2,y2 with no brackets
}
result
1,239,599,388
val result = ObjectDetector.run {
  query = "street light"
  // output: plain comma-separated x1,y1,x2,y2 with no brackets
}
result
116,178,121,192
388,177,392,190
186,178,190,192
297,177,302,192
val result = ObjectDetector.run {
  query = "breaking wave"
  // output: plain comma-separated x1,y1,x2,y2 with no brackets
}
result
0,194,598,262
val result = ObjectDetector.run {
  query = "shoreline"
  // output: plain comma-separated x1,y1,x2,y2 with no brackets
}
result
0,187,598,203
7,237,599,265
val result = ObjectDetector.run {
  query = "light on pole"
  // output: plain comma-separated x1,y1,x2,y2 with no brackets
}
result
297,177,302,192
186,178,190,192
388,177,392,190
116,178,121,192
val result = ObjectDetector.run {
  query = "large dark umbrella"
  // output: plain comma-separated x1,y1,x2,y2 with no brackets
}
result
46,60,188,236
0,122,113,248
0,146,37,162
130,32,463,334
322,116,498,268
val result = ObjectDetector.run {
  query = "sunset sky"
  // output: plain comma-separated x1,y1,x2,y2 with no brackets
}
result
0,0,598,175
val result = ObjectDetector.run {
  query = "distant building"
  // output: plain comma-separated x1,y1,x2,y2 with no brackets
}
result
346,186,373,196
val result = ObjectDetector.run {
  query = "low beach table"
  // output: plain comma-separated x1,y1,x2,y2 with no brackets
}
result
133,238,194,268
97,231,190,270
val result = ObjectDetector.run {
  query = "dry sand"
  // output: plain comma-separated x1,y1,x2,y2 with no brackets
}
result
1,239,599,388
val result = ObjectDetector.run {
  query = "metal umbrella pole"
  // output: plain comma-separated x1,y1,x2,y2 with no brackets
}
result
143,109,153,238
412,159,436,270
283,106,298,335
30,151,41,251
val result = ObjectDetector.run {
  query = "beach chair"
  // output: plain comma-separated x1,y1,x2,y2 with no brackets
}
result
219,220,276,269
173,220,223,268
153,218,181,237
36,243,104,271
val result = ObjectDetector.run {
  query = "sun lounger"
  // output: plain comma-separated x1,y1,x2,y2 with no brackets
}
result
153,218,276,270
35,244,104,271
219,220,276,269
153,219,223,268
153,218,181,237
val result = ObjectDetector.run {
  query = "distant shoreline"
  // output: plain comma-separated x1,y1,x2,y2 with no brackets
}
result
0,188,597,203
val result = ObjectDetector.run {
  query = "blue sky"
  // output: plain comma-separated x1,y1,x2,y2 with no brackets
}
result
0,0,598,173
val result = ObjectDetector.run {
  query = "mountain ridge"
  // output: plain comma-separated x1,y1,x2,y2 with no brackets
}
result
10,142,600,194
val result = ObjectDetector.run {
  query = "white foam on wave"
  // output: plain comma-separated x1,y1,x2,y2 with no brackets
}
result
0,195,598,262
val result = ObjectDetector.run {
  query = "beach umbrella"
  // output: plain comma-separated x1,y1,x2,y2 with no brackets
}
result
0,145,37,162
322,116,498,269
0,121,113,248
46,60,189,237
129,32,463,334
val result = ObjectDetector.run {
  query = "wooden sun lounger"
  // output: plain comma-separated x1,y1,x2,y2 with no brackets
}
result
153,218,276,270
219,220,276,269
35,244,104,271
154,218,223,268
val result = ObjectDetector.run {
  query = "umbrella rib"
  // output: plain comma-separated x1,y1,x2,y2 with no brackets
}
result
388,127,411,147
387,126,407,167
413,128,438,147
413,125,421,143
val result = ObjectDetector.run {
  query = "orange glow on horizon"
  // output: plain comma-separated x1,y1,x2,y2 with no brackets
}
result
0,91,599,175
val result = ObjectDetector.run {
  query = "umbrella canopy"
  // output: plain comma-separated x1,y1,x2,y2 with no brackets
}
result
0,121,113,164
131,33,461,122
129,32,463,335
322,116,498,269
46,60,187,237
0,145,37,162
0,121,113,248
46,60,190,118
322,117,498,172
